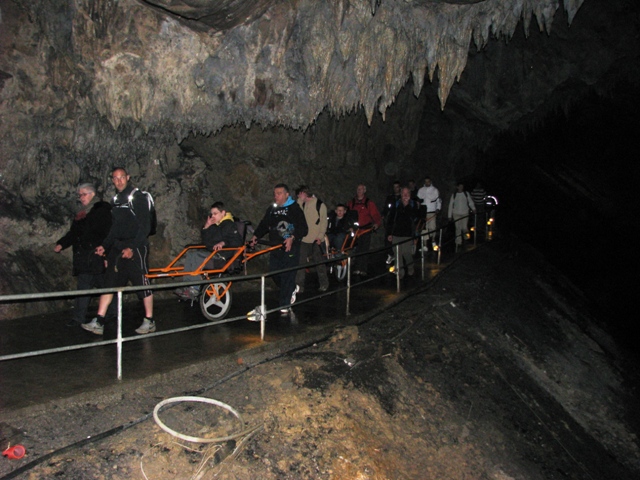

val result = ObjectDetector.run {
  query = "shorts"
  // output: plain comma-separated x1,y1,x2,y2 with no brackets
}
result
104,246,152,299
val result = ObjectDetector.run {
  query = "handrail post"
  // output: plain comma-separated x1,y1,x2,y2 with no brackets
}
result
260,275,266,341
346,256,352,316
473,212,477,246
116,291,123,381
395,243,401,293
420,232,425,281
485,211,489,241
437,229,443,265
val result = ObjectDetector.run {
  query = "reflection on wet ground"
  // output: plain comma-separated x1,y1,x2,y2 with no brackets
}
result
0,250,449,411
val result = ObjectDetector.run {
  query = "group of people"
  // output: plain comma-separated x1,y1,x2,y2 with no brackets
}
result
55,168,155,335
337,176,485,279
55,169,486,331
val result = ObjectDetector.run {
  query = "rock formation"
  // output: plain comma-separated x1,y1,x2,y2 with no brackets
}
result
0,0,638,317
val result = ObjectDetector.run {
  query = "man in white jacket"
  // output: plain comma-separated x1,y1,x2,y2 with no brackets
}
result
448,182,476,250
417,176,442,251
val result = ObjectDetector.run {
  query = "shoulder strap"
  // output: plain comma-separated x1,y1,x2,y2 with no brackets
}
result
315,198,323,224
128,188,154,212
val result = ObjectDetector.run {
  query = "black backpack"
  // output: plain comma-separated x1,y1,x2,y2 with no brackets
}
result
126,188,157,236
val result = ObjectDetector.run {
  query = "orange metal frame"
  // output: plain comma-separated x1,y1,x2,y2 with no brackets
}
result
146,243,283,281
326,225,375,259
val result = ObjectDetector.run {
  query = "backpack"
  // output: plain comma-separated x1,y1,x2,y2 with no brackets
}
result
126,188,157,236
314,198,324,225
234,218,254,243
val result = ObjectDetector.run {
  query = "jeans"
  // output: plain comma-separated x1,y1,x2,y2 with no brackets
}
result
269,242,301,307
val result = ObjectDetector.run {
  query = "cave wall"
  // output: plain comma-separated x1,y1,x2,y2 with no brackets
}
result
2,0,638,319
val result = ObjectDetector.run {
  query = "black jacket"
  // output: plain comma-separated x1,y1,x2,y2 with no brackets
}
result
387,200,420,238
254,200,308,245
202,216,244,259
102,185,151,252
327,210,358,235
56,201,112,275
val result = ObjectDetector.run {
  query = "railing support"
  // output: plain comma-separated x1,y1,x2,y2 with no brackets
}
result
473,212,478,247
117,291,123,381
346,256,352,316
394,243,401,293
260,276,266,341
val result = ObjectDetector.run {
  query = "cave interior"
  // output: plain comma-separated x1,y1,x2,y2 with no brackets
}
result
0,0,639,345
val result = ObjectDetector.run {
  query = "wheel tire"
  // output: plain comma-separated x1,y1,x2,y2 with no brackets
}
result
199,282,233,320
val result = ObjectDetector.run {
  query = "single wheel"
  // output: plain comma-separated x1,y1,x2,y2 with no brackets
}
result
199,282,232,320
334,260,347,281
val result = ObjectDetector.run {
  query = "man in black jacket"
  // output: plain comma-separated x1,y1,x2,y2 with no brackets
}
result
82,167,155,335
55,183,112,326
387,187,420,279
249,183,308,315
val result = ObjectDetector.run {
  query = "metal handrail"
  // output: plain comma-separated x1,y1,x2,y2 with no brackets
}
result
0,212,495,379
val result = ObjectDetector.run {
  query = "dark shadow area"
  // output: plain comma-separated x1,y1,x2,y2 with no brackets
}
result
482,80,640,352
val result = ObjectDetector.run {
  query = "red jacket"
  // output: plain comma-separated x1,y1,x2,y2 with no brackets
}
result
347,196,382,228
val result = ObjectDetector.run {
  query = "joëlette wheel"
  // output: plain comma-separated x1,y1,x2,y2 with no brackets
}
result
199,282,233,320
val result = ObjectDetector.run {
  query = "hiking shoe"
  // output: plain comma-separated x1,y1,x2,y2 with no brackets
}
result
135,318,156,334
290,285,300,305
82,318,104,335
385,254,395,264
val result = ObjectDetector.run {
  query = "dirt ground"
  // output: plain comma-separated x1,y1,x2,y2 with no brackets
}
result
2,238,639,479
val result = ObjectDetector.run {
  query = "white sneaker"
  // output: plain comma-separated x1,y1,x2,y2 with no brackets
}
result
247,306,266,322
290,285,300,305
280,308,292,316
385,254,395,264
135,318,156,334
81,317,104,335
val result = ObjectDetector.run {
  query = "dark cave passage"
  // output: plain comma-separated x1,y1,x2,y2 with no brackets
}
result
483,80,640,349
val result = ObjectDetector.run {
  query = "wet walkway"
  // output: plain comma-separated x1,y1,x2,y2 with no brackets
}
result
0,248,455,412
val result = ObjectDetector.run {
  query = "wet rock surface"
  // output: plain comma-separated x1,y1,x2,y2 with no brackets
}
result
1,239,639,479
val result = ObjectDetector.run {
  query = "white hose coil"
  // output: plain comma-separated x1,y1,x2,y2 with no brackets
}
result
153,396,246,444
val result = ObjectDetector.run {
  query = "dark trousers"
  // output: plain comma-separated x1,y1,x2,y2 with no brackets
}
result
74,273,104,323
327,232,347,252
354,230,372,273
295,242,329,290
269,242,301,307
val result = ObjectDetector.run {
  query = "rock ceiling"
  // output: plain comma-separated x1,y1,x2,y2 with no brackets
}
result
114,0,585,132
1,0,586,141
